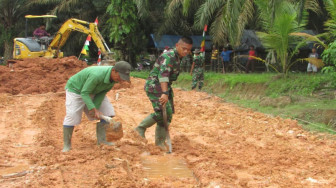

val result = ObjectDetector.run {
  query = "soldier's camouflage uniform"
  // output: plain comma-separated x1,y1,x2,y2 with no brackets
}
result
144,48,181,143
191,54,204,90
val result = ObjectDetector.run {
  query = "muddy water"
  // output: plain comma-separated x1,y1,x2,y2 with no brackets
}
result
141,155,194,179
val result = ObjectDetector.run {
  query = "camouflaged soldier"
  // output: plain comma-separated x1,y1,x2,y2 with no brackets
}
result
135,36,193,150
190,49,204,90
181,53,192,72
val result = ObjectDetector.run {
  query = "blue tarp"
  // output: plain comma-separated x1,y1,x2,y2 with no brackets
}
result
150,34,212,51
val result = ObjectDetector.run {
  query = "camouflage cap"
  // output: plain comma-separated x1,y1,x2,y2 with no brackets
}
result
114,61,132,81
193,49,201,54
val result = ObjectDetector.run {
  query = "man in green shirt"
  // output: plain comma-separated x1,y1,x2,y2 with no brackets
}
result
62,61,132,152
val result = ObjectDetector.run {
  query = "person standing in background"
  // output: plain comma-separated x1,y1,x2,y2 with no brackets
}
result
211,45,219,72
245,45,256,73
190,49,204,90
220,47,234,73
307,47,319,74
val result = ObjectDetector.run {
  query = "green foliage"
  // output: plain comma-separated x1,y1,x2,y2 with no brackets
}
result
157,0,202,36
193,0,254,46
106,0,137,43
324,0,336,40
255,1,308,75
130,70,149,79
0,0,27,59
322,41,336,68
321,41,336,87
223,0,255,47
106,0,146,66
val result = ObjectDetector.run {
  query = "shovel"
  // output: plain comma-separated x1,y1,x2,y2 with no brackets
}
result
162,105,172,153
99,115,123,141
100,115,113,123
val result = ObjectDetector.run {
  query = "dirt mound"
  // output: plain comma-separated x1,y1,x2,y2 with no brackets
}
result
0,57,87,95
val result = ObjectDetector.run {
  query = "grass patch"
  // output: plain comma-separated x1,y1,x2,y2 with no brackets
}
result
267,73,334,97
131,71,149,79
177,72,273,88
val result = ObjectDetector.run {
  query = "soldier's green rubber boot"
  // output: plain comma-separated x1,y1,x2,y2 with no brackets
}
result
96,121,114,146
155,124,167,151
135,115,156,138
62,126,74,152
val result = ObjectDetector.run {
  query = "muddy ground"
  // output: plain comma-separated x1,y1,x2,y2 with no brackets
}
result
1,57,336,187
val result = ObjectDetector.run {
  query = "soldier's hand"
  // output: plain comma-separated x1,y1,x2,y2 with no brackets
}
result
159,94,169,105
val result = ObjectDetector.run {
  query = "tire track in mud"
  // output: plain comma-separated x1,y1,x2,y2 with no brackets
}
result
0,94,49,186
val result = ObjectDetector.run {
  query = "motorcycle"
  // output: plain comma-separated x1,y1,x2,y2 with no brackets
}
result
136,58,152,71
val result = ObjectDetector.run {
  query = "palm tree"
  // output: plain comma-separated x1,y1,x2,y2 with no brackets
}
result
193,0,254,46
255,1,310,75
318,0,336,73
134,0,168,35
0,0,27,61
324,0,336,40
191,0,321,46
154,0,204,36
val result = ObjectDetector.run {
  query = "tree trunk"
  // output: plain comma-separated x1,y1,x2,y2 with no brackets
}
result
4,40,13,62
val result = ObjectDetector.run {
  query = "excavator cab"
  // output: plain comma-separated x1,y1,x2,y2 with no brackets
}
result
13,15,57,59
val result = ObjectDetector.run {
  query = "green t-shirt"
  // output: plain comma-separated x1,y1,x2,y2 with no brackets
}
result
65,66,115,110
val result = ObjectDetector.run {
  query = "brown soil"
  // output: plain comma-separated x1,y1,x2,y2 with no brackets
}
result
1,58,336,187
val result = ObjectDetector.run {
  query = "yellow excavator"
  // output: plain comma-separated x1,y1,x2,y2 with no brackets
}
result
13,15,114,63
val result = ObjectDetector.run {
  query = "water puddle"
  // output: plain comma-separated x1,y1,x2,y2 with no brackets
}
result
141,155,194,179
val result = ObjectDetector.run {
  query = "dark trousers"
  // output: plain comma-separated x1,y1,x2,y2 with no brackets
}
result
245,59,255,73
223,61,230,72
211,59,219,72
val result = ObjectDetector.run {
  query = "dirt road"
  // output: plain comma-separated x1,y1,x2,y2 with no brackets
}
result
1,58,336,187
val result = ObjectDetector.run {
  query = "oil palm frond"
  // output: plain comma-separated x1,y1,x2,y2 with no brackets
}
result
194,0,224,29
133,0,149,18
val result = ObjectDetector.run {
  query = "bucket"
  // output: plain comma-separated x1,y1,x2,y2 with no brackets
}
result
106,122,123,141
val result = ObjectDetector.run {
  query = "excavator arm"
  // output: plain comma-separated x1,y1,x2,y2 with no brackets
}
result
48,18,111,57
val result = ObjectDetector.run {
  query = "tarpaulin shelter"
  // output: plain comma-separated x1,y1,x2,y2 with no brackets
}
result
235,30,264,51
149,34,212,51
236,29,319,51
